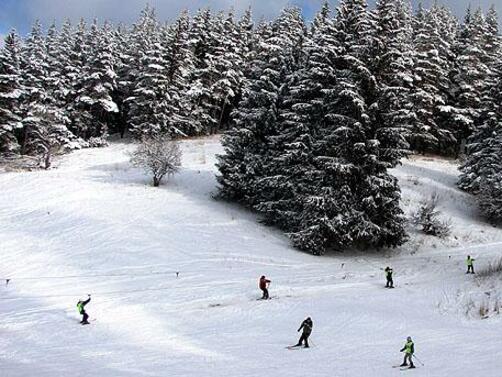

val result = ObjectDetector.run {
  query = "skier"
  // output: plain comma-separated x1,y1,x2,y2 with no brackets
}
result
466,256,475,274
400,336,415,369
385,266,394,288
77,294,91,325
259,275,271,299
295,317,313,348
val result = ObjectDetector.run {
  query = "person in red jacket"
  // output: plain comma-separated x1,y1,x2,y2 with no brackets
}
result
259,276,271,299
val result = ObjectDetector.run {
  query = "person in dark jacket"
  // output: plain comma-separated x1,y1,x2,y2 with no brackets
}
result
259,276,271,299
385,267,394,288
77,295,91,324
295,317,313,348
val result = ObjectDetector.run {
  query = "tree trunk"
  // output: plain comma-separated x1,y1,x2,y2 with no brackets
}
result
153,176,161,187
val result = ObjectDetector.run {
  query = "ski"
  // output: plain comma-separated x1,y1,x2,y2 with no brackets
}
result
286,345,302,350
256,296,277,301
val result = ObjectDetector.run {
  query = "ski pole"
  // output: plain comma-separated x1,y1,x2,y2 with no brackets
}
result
413,354,425,366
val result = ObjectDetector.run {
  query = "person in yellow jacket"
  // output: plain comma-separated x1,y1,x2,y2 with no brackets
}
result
400,336,415,369
466,255,475,274
77,294,91,325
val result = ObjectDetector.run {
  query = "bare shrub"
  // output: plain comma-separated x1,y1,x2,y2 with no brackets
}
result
129,136,182,187
477,257,502,278
410,193,451,237
479,299,490,318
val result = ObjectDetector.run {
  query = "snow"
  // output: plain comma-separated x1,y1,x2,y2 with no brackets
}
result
1,137,502,377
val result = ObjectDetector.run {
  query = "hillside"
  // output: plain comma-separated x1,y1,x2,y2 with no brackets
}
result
1,137,502,377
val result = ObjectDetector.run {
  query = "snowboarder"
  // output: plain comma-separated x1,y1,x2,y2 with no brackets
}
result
400,336,415,369
466,256,475,274
295,317,313,348
259,276,271,299
77,294,91,325
385,266,394,288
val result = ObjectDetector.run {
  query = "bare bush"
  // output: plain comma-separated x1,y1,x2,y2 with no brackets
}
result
410,193,451,237
477,257,502,278
129,136,182,187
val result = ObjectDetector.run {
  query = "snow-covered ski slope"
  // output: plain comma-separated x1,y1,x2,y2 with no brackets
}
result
1,137,502,377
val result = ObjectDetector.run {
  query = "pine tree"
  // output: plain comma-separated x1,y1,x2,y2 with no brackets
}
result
335,0,376,63
450,8,491,155
160,11,196,135
372,0,415,166
113,23,133,137
285,2,406,252
458,7,501,193
0,31,24,154
211,9,247,132
255,2,336,236
74,20,119,140
409,4,456,154
477,130,502,221
122,5,159,137
217,8,306,206
186,8,219,134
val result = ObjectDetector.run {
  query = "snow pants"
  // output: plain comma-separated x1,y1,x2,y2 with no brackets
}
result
403,353,414,367
261,288,269,299
81,311,89,324
386,277,394,288
297,332,311,348
467,265,474,274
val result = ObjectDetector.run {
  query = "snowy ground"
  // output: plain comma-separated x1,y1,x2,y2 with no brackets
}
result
1,137,502,377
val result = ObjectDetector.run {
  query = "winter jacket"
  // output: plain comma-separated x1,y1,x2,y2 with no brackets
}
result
259,278,270,290
385,268,393,278
400,341,414,355
77,297,91,314
298,319,313,335
467,258,475,266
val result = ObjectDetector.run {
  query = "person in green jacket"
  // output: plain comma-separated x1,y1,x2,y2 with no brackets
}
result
400,336,415,369
77,294,91,325
466,255,475,274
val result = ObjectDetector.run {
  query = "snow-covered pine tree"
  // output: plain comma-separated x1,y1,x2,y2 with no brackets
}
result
254,2,333,236
237,8,256,87
457,7,501,193
46,21,73,139
409,4,456,154
20,20,72,161
0,30,24,155
216,7,305,206
210,9,247,132
113,23,133,137
473,89,502,221
283,1,406,253
128,21,185,138
334,0,376,64
121,5,159,137
159,11,197,136
483,6,501,81
74,20,118,140
65,19,89,138
477,127,502,222
372,0,414,167
186,8,220,134
450,7,491,157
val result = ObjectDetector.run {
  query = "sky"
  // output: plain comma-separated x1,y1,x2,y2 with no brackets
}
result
0,0,500,37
